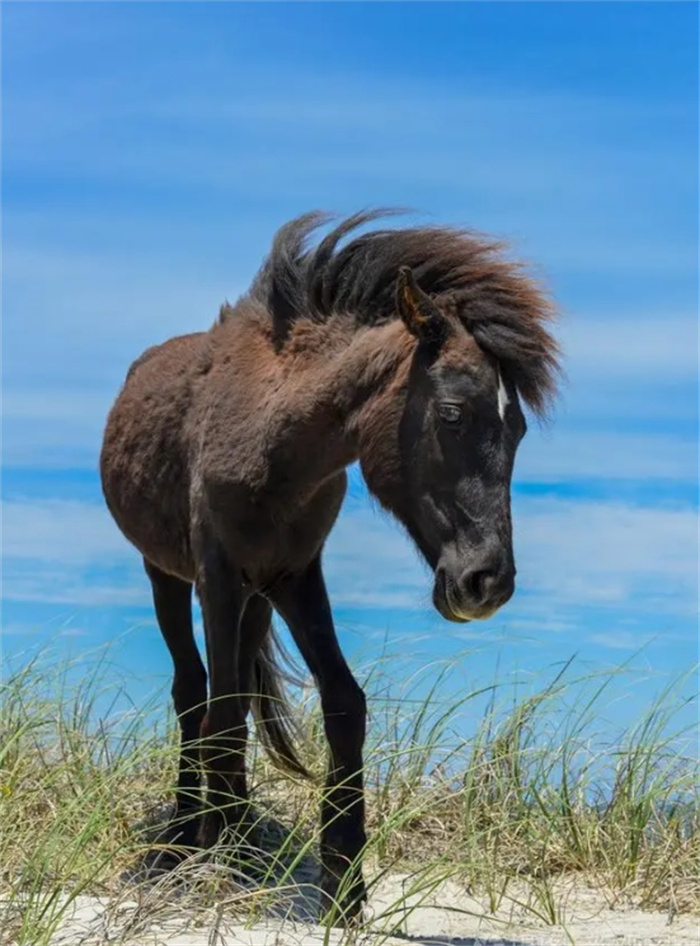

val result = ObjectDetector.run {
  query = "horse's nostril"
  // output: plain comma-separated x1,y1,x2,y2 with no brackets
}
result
464,569,496,604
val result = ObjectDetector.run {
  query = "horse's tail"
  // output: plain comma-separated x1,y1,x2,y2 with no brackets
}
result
251,626,311,779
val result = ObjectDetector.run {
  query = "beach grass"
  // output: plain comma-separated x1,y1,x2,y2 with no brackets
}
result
1,647,697,945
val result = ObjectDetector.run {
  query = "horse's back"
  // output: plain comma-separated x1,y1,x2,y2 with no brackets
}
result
100,332,206,580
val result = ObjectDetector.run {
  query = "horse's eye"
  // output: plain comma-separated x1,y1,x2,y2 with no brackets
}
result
438,403,462,425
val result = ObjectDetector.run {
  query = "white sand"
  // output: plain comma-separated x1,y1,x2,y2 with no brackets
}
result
42,873,699,946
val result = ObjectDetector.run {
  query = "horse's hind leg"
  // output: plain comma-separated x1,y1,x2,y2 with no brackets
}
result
144,559,207,848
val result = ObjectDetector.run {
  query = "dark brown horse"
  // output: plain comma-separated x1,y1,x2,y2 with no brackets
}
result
100,210,560,918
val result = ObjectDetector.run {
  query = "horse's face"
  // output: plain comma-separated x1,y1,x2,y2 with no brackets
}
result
395,268,526,623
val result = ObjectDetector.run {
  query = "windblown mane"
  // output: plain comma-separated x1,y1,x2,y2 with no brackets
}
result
241,210,561,416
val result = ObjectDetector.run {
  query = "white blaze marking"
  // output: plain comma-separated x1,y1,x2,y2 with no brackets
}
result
497,368,509,421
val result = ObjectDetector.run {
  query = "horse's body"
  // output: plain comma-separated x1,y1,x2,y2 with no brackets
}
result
103,318,353,584
100,211,559,919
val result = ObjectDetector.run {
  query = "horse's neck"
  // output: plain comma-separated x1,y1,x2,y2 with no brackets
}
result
322,320,411,441
273,319,411,487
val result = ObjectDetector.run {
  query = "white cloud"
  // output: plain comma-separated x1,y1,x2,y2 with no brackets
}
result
2,489,697,649
3,572,149,608
588,630,658,651
6,75,683,202
2,499,132,564
514,496,698,616
2,243,235,386
516,430,698,483
559,311,698,382
325,505,431,611
2,390,109,468
1,498,150,608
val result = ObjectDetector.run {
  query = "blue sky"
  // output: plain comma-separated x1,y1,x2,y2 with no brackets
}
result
2,3,698,736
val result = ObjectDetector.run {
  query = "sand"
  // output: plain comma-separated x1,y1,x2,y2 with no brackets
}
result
40,872,698,946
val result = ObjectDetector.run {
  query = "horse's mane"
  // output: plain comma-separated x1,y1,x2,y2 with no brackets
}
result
238,210,561,417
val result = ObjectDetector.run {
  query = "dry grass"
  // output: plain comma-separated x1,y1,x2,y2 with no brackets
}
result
1,648,698,945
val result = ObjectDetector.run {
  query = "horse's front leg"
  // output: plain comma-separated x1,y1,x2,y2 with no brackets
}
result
270,555,367,922
195,542,250,849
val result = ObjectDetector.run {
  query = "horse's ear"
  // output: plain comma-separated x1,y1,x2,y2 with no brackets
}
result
396,267,447,344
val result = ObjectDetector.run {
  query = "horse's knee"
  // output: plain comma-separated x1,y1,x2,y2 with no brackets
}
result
172,666,207,721
200,704,247,765
322,677,366,750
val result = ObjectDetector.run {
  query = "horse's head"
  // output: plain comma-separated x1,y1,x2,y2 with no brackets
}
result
360,267,528,623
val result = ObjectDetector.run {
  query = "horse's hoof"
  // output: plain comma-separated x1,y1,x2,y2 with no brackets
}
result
133,804,200,848
198,806,260,852
320,874,367,927
120,845,192,886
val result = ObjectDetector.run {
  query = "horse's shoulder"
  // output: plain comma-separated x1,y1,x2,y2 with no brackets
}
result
125,332,206,382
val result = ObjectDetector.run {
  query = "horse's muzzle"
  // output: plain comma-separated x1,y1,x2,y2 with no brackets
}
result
433,557,515,623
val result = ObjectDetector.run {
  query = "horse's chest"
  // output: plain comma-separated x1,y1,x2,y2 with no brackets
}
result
201,473,346,585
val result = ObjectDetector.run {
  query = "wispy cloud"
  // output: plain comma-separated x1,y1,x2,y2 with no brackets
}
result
2,244,232,387
3,492,696,642
1,499,150,608
7,63,689,196
514,497,698,617
559,311,698,382
2,499,132,564
588,630,659,652
516,430,698,484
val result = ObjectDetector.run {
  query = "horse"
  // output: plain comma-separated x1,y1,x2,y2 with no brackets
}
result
99,209,560,920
